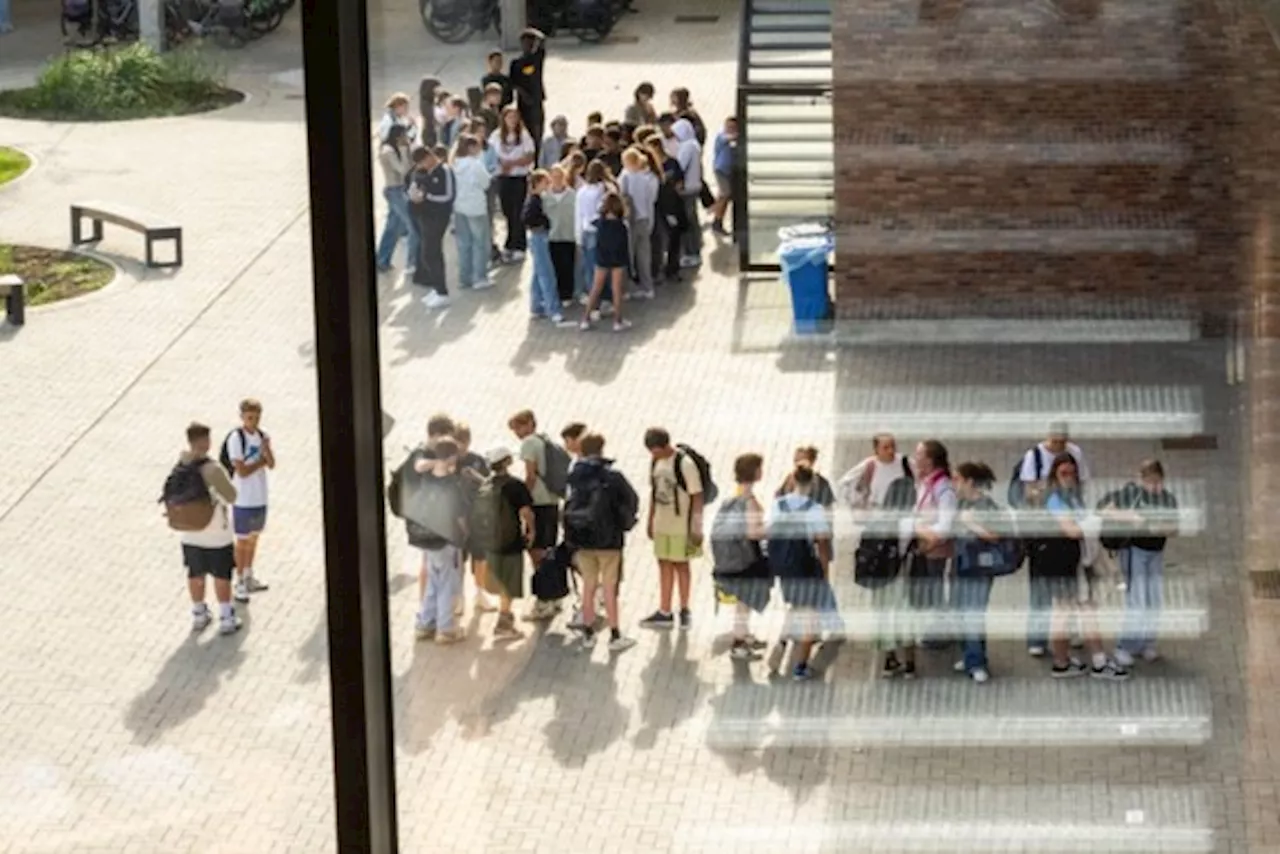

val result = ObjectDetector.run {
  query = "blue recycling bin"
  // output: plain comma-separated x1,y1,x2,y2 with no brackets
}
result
778,234,833,335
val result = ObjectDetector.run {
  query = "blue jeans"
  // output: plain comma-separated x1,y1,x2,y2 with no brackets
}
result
1119,547,1164,653
416,546,462,634
454,212,490,287
0,0,11,33
376,186,419,269
1027,575,1052,649
575,231,597,299
528,231,559,316
955,575,993,671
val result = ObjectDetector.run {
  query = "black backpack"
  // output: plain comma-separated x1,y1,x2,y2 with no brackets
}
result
537,434,572,498
853,457,914,589
160,458,215,531
218,428,267,477
532,543,573,601
563,467,635,549
652,443,719,516
1097,484,1139,551
766,497,820,578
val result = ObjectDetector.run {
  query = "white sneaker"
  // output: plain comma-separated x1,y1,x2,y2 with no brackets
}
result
1027,645,1046,658
608,635,637,653
244,574,268,593
679,255,701,269
589,310,601,322
549,313,565,324
579,632,597,651
191,608,212,633
952,659,967,673
1114,648,1135,668
509,250,526,262
1142,648,1161,663
471,278,495,290
422,292,451,309
970,667,990,684
219,613,242,635
233,580,250,603
567,609,587,632
613,319,632,333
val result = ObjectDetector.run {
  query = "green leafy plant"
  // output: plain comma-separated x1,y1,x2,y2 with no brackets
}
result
0,244,114,307
0,44,236,121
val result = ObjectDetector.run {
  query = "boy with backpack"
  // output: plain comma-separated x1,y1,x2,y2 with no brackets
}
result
470,448,536,637
640,427,716,631
221,398,274,604
562,432,640,652
162,422,241,636
767,466,837,680
508,409,572,621
710,453,771,661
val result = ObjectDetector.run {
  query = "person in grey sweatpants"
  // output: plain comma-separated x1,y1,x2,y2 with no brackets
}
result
620,147,659,298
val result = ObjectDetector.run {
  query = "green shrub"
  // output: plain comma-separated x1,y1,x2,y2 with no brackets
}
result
0,44,232,120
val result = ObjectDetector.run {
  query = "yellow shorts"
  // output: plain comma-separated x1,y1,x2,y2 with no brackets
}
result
574,549,622,587
654,533,701,563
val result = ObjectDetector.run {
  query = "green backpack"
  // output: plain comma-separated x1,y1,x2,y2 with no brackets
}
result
469,473,520,554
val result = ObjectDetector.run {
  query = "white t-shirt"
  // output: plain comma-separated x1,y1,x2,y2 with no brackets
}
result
1019,441,1090,484
838,454,909,509
228,428,269,508
489,128,536,178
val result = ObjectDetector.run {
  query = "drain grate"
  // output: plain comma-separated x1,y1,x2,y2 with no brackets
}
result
674,13,721,22
1251,570,1280,600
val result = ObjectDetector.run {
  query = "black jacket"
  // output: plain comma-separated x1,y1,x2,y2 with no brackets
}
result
409,163,455,220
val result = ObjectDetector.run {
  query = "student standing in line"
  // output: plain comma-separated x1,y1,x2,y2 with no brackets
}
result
523,169,564,323
712,453,771,662
542,165,578,306
490,106,536,263
768,465,837,681
574,160,609,303
453,423,495,616
639,428,704,631
1112,459,1178,667
375,124,418,274
377,92,419,145
226,398,275,603
624,82,659,128
644,134,687,283
911,439,956,652
405,439,469,644
476,82,506,138
469,116,503,268
671,118,703,269
951,461,1004,683
710,116,739,237
451,134,494,291
473,448,536,638
670,87,707,145
508,410,565,621
539,115,571,170
619,146,659,300
480,50,512,109
579,191,633,333
408,145,456,309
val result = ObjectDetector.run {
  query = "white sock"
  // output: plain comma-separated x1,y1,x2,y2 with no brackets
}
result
192,603,209,616
219,603,234,620
1092,652,1107,669
244,567,254,580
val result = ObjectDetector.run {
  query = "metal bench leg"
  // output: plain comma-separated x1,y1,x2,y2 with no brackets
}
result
6,288,24,327
145,235,155,268
71,208,82,244
174,233,183,267
92,218,103,242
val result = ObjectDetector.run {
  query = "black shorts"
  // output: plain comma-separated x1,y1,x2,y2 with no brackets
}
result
183,544,235,580
533,505,560,550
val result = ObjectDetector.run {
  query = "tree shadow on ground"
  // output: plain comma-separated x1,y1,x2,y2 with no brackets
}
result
123,607,251,745
381,261,522,368
632,631,708,750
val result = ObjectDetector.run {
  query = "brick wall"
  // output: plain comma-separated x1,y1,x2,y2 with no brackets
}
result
829,0,1260,317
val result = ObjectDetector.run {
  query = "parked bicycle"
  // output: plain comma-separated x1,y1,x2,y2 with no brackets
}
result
61,0,291,47
419,0,500,45
419,0,627,44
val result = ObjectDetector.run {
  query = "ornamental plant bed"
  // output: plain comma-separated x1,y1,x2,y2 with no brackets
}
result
0,244,114,308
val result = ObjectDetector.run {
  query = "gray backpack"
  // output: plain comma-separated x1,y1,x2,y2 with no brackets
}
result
710,495,759,574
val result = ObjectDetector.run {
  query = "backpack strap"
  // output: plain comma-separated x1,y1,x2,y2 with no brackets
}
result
900,456,912,480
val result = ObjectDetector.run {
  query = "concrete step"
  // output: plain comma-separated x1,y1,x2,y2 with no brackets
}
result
829,316,1199,345
829,383,1203,438
703,676,1211,748
682,785,1213,853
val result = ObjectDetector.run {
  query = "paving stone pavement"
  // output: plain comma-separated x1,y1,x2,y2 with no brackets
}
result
2,0,1279,851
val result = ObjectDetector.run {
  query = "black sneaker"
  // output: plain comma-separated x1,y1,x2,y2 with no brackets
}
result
639,610,675,629
881,655,902,679
1091,660,1131,682
901,662,917,680
793,662,815,682
1051,659,1089,679
678,608,692,631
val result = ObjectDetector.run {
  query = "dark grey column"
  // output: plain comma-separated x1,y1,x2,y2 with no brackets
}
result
298,0,399,851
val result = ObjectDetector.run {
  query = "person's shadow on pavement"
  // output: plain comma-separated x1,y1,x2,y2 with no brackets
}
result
123,608,251,745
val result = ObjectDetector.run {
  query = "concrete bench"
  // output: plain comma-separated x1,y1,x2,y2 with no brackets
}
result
71,201,183,268
1,274,30,326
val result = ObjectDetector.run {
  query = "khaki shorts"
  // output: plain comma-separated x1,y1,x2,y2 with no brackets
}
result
654,533,701,563
575,549,622,586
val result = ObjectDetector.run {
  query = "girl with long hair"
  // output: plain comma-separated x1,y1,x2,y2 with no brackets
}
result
489,106,536,261
579,191,632,332
375,123,418,274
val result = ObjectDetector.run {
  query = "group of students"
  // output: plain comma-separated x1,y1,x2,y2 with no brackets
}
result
373,34,740,330
388,412,1181,687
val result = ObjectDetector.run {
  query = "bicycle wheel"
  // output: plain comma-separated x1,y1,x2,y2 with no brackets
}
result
420,0,473,43
248,4,285,33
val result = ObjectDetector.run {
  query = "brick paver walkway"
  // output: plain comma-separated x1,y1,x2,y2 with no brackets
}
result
1,0,1277,851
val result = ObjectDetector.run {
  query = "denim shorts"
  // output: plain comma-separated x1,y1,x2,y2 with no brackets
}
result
232,506,268,538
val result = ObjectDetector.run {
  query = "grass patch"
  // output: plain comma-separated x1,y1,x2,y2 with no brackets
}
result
0,147,31,186
0,44,241,121
0,244,114,308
